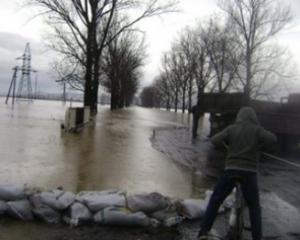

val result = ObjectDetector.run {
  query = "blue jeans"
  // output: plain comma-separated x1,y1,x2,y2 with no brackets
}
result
199,169,262,240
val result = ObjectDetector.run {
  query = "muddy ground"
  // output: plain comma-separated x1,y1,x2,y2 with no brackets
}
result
0,218,179,240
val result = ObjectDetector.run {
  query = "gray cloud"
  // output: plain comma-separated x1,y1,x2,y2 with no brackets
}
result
0,32,33,53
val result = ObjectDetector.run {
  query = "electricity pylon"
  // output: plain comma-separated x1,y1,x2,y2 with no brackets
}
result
6,43,37,104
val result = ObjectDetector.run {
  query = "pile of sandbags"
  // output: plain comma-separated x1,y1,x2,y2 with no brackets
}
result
0,185,232,228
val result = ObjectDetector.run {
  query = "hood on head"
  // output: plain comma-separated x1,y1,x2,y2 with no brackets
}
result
235,107,259,125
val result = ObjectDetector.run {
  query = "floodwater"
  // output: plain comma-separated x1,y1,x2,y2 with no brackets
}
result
0,98,201,198
1,99,300,240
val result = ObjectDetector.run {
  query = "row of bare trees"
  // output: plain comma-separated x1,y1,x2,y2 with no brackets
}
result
28,0,177,113
141,0,294,112
100,29,145,109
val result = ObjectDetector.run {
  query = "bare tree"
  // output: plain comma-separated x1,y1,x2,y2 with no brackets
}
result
149,0,293,114
101,26,145,109
200,17,242,93
140,86,156,108
153,72,173,110
219,0,292,101
52,60,85,92
153,24,214,112
247,46,297,100
176,28,198,112
27,0,178,113
191,24,214,104
166,50,184,112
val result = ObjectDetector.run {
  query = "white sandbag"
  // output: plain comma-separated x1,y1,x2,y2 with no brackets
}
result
29,194,61,224
0,185,26,201
178,190,226,220
150,207,178,222
29,193,44,208
7,200,34,221
204,190,213,200
0,201,8,215
63,202,93,226
40,190,75,210
76,192,126,212
178,199,208,219
127,192,169,213
94,207,150,227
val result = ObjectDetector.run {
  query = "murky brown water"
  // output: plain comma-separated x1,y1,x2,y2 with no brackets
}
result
0,98,198,198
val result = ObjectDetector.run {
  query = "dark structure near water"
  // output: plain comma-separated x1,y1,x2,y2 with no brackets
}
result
199,93,300,154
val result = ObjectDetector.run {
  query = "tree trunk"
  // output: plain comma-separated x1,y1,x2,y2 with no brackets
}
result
188,77,193,113
244,46,252,105
91,57,100,115
119,78,125,108
111,86,118,110
167,96,170,111
110,74,119,110
87,20,98,114
91,80,99,114
174,90,178,112
182,85,186,113
197,87,204,107
84,31,93,109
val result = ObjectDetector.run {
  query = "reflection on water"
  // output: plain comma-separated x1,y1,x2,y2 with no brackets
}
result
0,98,206,198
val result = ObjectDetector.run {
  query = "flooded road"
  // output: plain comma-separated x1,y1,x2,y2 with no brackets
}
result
0,98,199,198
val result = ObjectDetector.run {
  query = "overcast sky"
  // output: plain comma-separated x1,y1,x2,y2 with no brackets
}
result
0,0,300,95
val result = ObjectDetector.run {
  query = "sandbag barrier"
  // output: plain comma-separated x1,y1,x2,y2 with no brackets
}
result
0,185,234,227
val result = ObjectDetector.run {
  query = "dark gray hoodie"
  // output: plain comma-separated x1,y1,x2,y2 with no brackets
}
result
211,107,277,172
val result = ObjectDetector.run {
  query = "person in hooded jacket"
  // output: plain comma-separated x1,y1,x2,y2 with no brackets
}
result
198,107,277,240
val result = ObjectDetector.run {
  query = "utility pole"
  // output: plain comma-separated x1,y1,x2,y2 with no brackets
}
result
34,71,38,99
56,77,67,103
5,67,19,105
